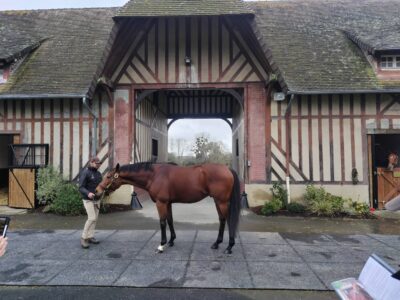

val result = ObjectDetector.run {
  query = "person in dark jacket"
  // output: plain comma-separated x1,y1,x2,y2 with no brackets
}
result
79,156,103,249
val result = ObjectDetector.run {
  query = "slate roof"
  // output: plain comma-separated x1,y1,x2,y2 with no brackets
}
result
0,8,117,98
250,0,400,93
116,0,252,17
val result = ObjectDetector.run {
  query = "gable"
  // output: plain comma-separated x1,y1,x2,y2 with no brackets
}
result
111,16,269,85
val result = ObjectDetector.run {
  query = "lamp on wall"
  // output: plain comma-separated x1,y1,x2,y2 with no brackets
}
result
184,56,192,66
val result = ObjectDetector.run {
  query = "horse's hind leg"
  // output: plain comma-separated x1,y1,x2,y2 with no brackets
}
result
155,201,168,253
211,201,227,250
167,203,176,247
224,234,235,255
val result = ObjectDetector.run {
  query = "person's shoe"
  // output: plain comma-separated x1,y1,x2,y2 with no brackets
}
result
88,237,100,244
80,238,90,249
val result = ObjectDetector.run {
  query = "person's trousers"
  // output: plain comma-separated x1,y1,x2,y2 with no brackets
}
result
81,200,100,239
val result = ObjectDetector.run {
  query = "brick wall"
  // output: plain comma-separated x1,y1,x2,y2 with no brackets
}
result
246,83,267,182
114,89,131,164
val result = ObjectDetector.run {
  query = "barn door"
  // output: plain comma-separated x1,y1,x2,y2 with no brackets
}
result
8,168,35,208
376,167,400,209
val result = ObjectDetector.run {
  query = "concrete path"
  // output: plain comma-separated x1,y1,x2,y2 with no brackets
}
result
1,229,399,290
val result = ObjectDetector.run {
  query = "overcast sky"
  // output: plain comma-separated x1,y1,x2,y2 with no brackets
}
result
0,0,235,154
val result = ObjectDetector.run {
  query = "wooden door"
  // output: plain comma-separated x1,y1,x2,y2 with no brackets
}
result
8,168,35,208
376,167,400,209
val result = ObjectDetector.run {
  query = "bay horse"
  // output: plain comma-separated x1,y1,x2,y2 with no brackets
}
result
95,162,241,254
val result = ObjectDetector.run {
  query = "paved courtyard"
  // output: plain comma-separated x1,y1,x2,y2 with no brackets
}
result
1,229,399,290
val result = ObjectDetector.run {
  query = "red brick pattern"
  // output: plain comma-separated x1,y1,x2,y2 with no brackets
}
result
246,83,266,182
114,92,131,164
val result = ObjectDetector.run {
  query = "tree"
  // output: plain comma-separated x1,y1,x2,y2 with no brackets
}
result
192,135,210,162
192,134,232,165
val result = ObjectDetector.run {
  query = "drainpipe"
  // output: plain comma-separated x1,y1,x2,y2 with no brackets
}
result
82,97,98,156
285,94,295,204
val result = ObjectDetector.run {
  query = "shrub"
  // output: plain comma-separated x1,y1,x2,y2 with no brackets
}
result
36,166,64,205
346,200,371,217
261,198,283,215
261,182,287,216
304,185,346,216
271,182,288,206
49,183,85,216
286,202,306,214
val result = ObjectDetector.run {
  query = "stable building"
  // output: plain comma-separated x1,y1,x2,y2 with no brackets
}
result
1,0,400,209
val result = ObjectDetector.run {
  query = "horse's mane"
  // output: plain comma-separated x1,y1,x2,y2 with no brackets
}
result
119,161,177,173
120,162,154,173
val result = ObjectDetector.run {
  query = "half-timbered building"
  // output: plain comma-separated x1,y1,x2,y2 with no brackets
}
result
1,0,400,208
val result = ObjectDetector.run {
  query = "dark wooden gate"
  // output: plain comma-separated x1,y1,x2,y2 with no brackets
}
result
376,167,400,209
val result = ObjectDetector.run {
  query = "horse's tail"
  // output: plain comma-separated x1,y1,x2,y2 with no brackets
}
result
228,168,241,237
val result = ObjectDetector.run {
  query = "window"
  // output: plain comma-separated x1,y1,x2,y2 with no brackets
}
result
0,68,8,84
380,55,400,69
151,138,158,161
236,139,239,157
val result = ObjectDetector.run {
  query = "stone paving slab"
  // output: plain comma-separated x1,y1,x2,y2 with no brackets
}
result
294,245,366,263
368,234,400,250
242,243,303,263
184,261,252,288
248,261,326,290
48,260,132,286
327,234,386,247
308,262,365,288
114,260,188,287
0,259,70,285
0,230,399,290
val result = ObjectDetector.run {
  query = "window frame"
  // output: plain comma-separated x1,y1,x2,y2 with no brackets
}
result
380,55,400,70
0,67,9,84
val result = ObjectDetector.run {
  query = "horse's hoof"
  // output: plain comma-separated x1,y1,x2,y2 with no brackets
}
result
224,249,232,255
211,243,219,250
156,245,165,253
168,241,174,247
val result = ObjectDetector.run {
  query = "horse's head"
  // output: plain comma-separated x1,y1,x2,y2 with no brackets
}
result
95,163,123,197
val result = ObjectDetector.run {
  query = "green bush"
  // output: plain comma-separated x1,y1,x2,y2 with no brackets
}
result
271,182,288,206
286,202,306,214
346,200,371,217
304,185,346,216
36,166,64,205
49,183,84,216
261,182,287,216
261,198,283,215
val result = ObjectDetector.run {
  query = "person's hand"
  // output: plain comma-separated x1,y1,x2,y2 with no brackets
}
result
88,192,95,200
0,236,8,257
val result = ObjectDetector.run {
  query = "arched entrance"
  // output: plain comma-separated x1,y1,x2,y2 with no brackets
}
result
134,88,245,179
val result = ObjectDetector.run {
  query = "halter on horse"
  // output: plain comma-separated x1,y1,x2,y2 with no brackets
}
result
96,162,242,254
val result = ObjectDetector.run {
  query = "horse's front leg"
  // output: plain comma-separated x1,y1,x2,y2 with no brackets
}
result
167,202,176,247
155,201,168,253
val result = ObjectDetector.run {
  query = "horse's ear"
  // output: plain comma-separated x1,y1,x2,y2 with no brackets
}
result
115,163,120,172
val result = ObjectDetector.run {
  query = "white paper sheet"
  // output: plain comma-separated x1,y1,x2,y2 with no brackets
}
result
358,254,400,300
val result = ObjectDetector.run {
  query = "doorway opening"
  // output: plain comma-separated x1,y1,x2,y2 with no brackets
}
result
370,133,400,209
134,88,245,179
0,134,13,205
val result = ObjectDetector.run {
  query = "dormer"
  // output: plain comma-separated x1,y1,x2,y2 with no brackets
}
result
343,29,400,80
